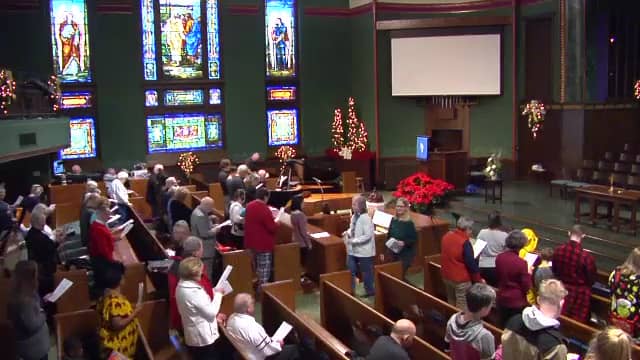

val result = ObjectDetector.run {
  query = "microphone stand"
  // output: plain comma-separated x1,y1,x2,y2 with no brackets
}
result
313,177,330,214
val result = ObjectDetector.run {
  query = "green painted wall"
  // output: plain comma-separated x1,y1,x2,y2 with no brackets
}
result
350,12,377,151
0,117,70,157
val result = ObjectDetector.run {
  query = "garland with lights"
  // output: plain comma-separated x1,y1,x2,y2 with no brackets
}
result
330,108,344,149
522,100,546,139
0,69,16,115
634,80,640,100
346,97,368,152
177,152,199,177
275,145,297,171
48,75,61,112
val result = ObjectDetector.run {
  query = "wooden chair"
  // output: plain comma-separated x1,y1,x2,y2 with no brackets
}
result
612,173,628,187
582,159,595,170
624,143,634,153
597,161,613,172
54,269,91,314
628,175,640,190
631,164,640,175
620,153,633,163
575,168,591,182
591,171,609,185
342,171,357,193
604,152,615,162
613,162,630,174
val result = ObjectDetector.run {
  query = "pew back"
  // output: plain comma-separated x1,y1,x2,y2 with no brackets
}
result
320,271,449,359
54,269,91,314
55,309,99,360
136,299,181,360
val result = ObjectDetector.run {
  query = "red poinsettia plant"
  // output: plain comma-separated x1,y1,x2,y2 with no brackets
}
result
393,172,454,213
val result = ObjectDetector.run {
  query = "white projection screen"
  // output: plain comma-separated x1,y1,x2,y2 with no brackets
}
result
391,34,502,96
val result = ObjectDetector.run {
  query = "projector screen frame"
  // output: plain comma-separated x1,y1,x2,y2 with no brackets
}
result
390,27,504,97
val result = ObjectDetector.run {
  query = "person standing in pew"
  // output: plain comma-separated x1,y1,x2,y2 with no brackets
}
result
146,163,166,219
385,197,418,281
170,220,192,256
500,279,569,360
227,165,249,208
446,283,497,360
80,193,102,247
441,216,484,310
495,230,532,325
229,189,246,249
191,196,221,276
0,185,15,233
89,199,124,290
218,158,232,198
290,195,314,277
168,186,193,228
551,225,597,323
25,211,66,298
245,188,280,293
365,319,415,360
176,257,225,360
477,211,508,287
226,293,299,360
608,247,640,338
585,327,632,360
96,261,141,359
110,171,131,224
7,260,50,360
168,236,219,333
343,195,376,298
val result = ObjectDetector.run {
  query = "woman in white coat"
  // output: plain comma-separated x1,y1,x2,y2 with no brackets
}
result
176,257,224,359
343,195,375,297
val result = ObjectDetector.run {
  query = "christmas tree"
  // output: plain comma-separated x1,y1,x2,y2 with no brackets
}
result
330,97,368,153
346,97,368,152
330,108,344,149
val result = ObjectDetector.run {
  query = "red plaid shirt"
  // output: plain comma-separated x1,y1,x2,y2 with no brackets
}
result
552,240,597,322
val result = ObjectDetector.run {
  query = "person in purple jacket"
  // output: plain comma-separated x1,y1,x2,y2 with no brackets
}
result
495,230,532,326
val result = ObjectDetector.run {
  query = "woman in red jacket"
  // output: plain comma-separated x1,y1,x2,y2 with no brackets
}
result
495,230,532,325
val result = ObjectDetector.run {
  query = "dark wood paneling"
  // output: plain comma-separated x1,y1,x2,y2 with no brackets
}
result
583,108,640,161
376,15,511,31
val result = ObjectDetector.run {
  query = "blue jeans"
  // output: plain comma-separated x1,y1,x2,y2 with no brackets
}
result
347,255,375,296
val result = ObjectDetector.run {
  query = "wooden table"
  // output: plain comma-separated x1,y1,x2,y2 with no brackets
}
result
302,193,358,216
575,185,640,235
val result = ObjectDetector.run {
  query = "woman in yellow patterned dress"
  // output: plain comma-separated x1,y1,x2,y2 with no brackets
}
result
96,262,141,358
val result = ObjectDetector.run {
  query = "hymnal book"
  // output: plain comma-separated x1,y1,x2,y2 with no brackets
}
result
385,237,404,254
219,281,233,296
216,265,233,289
310,232,330,239
472,239,487,258
214,220,232,230
272,321,293,343
45,278,73,302
372,210,393,230
524,252,539,268
106,214,121,225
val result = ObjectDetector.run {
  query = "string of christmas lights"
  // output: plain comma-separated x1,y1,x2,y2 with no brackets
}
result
346,97,368,152
634,80,640,100
48,75,61,112
0,69,16,115
177,152,199,177
275,145,297,171
330,108,344,149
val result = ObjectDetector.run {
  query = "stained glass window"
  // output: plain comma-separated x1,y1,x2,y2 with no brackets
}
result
50,0,92,83
265,0,296,78
206,0,220,79
60,117,97,159
145,90,159,107
164,89,204,106
60,91,92,109
147,113,223,153
159,0,203,79
141,0,157,80
267,109,299,146
209,88,222,104
267,86,296,101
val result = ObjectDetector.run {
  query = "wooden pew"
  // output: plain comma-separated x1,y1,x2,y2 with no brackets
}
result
422,255,640,359
303,193,357,216
261,279,352,360
374,262,502,352
54,269,91,314
136,299,181,360
51,202,80,227
55,309,99,360
130,196,153,221
319,271,449,359
308,213,351,237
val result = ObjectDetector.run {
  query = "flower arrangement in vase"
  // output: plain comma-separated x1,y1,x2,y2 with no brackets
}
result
393,172,454,214
484,152,502,180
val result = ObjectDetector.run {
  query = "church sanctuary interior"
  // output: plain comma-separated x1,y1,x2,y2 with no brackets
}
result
2,0,640,359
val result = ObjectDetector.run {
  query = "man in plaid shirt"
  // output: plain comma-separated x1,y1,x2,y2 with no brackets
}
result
551,225,597,322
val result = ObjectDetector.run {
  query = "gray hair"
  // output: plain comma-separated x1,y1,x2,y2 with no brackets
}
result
353,195,367,215
173,220,190,232
32,203,50,217
30,212,47,229
233,293,253,314
182,236,202,257
505,230,528,251
456,216,474,231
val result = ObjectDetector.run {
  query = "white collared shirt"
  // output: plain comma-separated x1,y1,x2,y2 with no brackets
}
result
226,313,282,360
110,179,129,205
175,279,223,347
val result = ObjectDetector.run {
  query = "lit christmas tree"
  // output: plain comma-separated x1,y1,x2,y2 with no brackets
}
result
346,97,368,152
330,108,345,150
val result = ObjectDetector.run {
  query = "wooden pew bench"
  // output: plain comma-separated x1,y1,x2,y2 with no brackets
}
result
422,255,640,359
374,262,502,352
136,299,181,360
320,271,449,359
261,280,352,360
